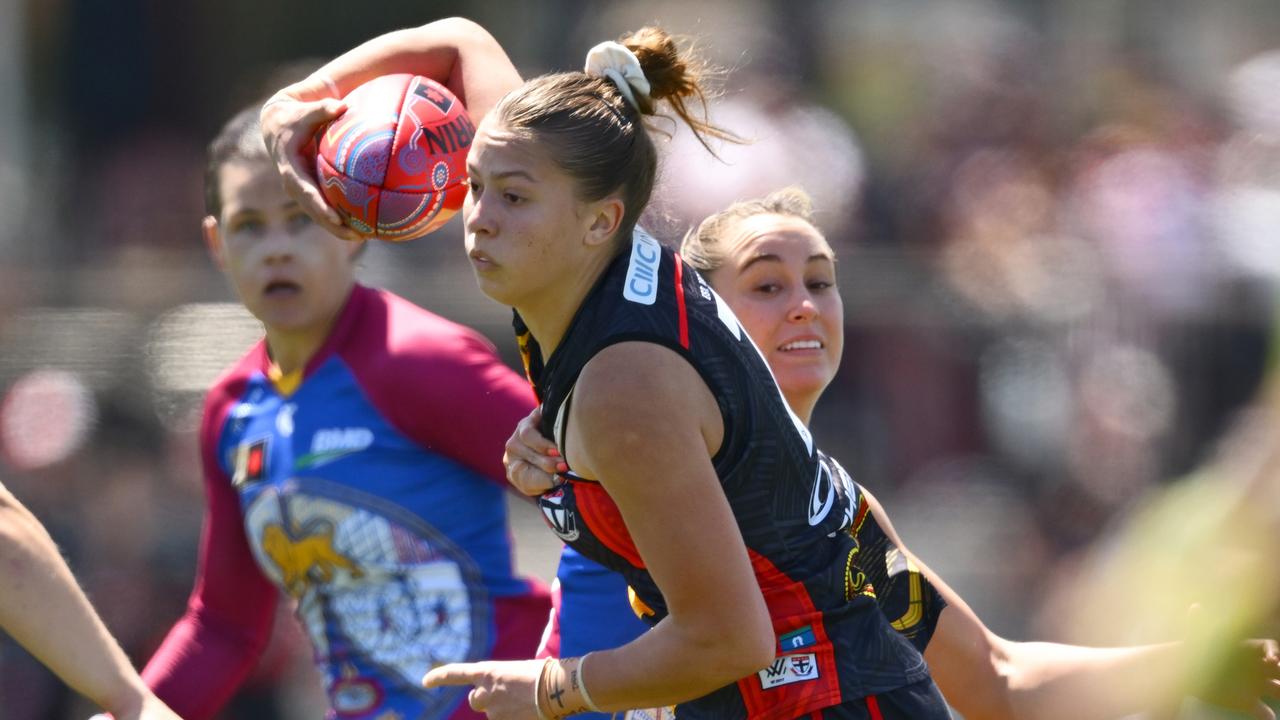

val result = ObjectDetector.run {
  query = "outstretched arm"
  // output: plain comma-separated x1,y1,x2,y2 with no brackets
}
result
0,484,182,720
861,489,1280,720
261,17,522,238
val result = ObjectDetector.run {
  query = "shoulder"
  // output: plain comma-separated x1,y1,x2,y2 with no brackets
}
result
201,343,263,431
342,290,533,434
350,288,502,371
570,341,721,471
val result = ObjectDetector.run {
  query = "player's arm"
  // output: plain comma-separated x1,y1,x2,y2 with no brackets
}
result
141,402,278,720
388,329,538,488
261,17,521,238
0,484,182,720
861,488,1280,720
423,342,775,716
562,341,776,709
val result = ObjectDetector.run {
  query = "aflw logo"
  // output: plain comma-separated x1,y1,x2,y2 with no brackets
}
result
295,428,374,470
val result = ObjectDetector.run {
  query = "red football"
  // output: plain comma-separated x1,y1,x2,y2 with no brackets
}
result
315,74,473,241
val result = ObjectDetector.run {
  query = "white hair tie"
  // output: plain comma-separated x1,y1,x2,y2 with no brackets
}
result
584,41,651,111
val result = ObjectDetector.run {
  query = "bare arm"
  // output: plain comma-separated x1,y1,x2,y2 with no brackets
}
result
424,342,775,717
561,342,776,709
0,485,182,720
861,488,1280,720
260,17,522,238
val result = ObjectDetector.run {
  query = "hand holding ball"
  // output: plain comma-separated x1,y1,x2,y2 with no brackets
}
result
315,74,472,241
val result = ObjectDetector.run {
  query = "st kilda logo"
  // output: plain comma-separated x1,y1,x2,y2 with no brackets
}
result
539,486,579,542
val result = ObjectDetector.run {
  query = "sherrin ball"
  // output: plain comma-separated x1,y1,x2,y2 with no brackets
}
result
315,74,473,241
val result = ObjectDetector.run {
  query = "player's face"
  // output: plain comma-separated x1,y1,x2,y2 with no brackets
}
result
462,120,602,307
206,158,361,332
708,215,844,415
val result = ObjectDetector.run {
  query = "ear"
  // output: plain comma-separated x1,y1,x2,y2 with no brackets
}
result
202,215,227,271
582,196,625,248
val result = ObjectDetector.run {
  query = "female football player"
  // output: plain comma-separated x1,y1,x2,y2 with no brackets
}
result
506,187,1280,720
265,18,949,720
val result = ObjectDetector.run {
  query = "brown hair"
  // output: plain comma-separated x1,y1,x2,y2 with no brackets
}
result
493,27,740,241
680,186,818,273
204,104,272,218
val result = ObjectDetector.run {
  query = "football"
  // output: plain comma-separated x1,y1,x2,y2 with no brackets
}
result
315,74,473,241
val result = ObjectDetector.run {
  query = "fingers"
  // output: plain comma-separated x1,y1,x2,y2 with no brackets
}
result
423,662,489,688
262,96,363,242
507,457,560,496
503,408,568,496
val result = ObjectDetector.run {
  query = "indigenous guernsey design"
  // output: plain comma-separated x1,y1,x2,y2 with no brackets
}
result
520,231,943,720
150,285,548,720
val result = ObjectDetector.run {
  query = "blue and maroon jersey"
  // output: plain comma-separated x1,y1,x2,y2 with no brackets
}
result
520,231,944,720
146,284,548,720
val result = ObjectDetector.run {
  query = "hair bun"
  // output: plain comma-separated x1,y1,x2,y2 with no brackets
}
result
621,27,698,105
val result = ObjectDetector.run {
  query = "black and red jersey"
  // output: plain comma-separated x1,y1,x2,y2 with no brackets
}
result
518,230,945,720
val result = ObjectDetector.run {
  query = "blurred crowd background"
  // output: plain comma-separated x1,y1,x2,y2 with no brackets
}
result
1,0,1278,717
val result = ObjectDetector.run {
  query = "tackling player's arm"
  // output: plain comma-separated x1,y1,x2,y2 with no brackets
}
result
0,484,182,720
861,488,1280,720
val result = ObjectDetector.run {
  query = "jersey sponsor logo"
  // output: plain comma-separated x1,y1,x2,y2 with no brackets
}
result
232,437,270,487
758,653,819,689
779,626,817,652
539,487,580,541
830,459,858,535
810,456,860,534
276,402,296,437
261,522,364,597
295,427,375,469
693,270,714,301
808,461,836,527
229,401,253,433
623,228,661,305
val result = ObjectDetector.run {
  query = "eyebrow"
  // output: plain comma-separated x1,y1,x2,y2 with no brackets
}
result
226,201,302,218
467,168,537,183
739,252,834,271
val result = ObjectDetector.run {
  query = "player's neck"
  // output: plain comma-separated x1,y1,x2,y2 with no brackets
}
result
516,251,615,363
264,312,341,376
786,393,816,427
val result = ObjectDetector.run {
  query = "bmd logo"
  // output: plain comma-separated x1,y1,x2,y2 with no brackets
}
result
294,427,374,470
623,229,661,305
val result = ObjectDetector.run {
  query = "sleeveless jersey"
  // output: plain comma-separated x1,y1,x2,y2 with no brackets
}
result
520,231,938,720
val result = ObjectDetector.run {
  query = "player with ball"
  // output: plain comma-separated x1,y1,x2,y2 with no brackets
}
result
260,13,1280,720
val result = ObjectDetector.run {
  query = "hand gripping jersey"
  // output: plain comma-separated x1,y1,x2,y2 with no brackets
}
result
519,231,945,720
144,285,549,720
